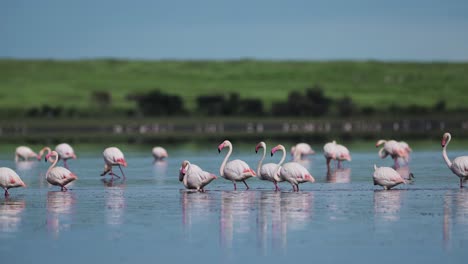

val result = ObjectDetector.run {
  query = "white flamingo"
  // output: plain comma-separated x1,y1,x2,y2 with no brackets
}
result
373,164,406,190
376,139,407,168
335,143,351,168
441,132,468,188
15,146,39,162
272,144,315,192
323,141,337,169
291,143,315,161
101,147,127,179
179,160,217,192
45,151,78,191
218,140,256,190
152,146,168,161
55,143,77,169
0,167,26,197
255,141,284,191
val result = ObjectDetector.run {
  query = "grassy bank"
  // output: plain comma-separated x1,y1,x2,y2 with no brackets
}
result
1,59,467,113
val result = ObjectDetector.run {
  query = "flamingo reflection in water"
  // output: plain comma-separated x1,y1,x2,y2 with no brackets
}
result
180,190,214,236
443,189,468,250
46,191,76,237
102,179,126,227
326,168,351,183
373,189,404,229
0,199,25,234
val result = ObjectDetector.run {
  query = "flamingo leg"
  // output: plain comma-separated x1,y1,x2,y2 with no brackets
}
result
4,188,9,197
63,159,69,169
460,178,464,188
118,165,126,179
233,181,237,190
326,158,331,170
296,184,300,192
394,158,400,169
274,181,280,191
242,180,250,190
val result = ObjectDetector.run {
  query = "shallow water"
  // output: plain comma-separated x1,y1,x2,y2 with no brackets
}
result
1,144,467,264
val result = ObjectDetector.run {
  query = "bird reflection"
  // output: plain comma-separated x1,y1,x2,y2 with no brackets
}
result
220,191,256,249
181,190,214,236
0,199,25,234
257,191,282,254
46,191,76,237
373,190,403,223
443,189,468,250
15,160,37,171
102,179,126,226
326,168,351,183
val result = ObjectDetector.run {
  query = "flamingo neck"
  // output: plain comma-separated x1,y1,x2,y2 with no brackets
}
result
257,147,266,177
220,143,232,177
46,153,59,176
274,147,286,176
378,148,387,158
442,136,453,169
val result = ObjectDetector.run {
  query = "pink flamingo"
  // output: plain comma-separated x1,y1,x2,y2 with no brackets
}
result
45,151,78,191
15,146,40,162
152,146,168,161
101,147,127,179
376,139,407,168
255,141,284,191
55,143,77,169
0,167,26,197
441,132,468,188
323,141,337,169
179,160,217,192
272,144,315,192
372,164,406,190
291,143,315,161
218,140,256,190
335,143,351,168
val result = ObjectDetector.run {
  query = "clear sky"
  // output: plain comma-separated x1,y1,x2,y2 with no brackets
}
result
1,0,468,61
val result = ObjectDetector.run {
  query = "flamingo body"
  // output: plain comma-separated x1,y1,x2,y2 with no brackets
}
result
15,146,39,162
291,143,315,161
278,162,315,192
0,167,26,196
335,144,351,167
179,160,217,191
323,141,337,169
376,139,407,168
55,143,76,160
152,146,168,161
101,147,127,178
218,140,256,190
373,165,406,190
256,142,284,191
442,132,468,187
46,151,77,191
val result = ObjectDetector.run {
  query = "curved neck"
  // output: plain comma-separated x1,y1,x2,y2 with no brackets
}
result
442,137,452,169
274,147,286,175
257,147,266,176
39,147,52,158
46,153,59,175
378,148,387,158
220,143,232,177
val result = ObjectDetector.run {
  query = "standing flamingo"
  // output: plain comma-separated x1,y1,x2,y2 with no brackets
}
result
218,140,256,190
45,151,78,191
0,167,26,197
272,144,315,192
376,139,407,168
335,143,351,168
255,141,284,191
15,146,39,162
291,143,315,161
55,143,77,169
372,164,406,190
441,132,468,188
152,146,168,161
323,141,337,170
179,160,217,192
101,147,127,179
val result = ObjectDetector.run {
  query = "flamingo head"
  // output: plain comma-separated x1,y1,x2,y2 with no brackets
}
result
441,132,451,147
255,142,265,153
45,151,58,162
218,140,231,153
179,160,189,181
271,144,284,157
376,139,386,148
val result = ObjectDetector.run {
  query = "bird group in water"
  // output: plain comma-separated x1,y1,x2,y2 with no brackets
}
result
1,132,468,197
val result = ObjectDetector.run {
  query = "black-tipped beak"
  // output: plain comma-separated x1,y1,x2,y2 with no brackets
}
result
218,149,221,153
255,150,258,153
44,157,47,162
270,152,274,157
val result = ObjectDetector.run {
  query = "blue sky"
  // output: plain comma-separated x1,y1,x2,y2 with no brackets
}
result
1,0,468,61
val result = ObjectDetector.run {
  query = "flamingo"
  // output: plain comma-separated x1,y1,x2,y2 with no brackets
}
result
218,140,256,190
38,147,52,160
45,151,78,191
323,141,337,169
152,146,168,161
291,143,315,161
376,139,407,168
101,147,127,179
335,143,351,168
179,160,217,192
272,144,315,192
399,141,412,164
441,132,468,188
55,143,77,169
255,141,284,191
0,167,26,197
372,164,406,190
15,146,39,162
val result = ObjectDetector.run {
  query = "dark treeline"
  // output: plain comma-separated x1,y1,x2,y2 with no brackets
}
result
21,86,464,119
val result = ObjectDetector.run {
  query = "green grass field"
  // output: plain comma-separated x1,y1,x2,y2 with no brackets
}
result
1,59,467,111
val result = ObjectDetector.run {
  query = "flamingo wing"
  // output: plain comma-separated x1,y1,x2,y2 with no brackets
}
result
452,156,468,177
373,167,405,185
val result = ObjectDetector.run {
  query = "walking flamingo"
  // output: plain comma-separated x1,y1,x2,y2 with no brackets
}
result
0,167,26,197
441,132,468,188
323,141,337,169
376,139,407,168
152,146,168,161
179,160,217,192
373,164,406,190
55,143,77,169
272,144,315,192
45,151,78,191
255,141,284,191
291,143,315,161
101,147,127,179
218,140,256,190
15,146,39,162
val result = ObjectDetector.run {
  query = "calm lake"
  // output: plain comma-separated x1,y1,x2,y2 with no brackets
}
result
0,141,467,264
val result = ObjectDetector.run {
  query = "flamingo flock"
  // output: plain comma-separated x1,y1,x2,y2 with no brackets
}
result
1,131,467,197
